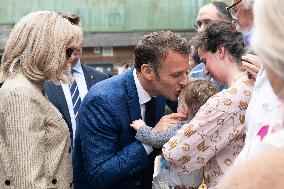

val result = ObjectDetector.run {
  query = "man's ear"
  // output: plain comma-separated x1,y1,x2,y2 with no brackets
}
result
217,45,225,59
140,64,155,80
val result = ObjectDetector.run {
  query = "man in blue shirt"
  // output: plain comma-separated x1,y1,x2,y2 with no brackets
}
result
190,1,233,90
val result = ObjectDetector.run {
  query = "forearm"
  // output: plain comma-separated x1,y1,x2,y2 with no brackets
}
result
136,125,180,148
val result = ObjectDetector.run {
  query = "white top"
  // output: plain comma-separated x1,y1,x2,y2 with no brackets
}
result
244,102,283,157
133,69,153,155
62,60,88,143
237,67,278,160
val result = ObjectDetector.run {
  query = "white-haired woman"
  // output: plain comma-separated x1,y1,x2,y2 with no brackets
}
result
0,11,82,188
244,0,284,155
217,0,284,188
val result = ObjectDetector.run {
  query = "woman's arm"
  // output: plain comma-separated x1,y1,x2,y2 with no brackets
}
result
1,90,46,188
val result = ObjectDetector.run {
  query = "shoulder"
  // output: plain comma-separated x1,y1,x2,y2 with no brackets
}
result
1,74,40,99
190,63,206,78
84,71,134,107
191,63,205,71
0,78,45,113
90,69,133,93
43,80,57,91
81,63,108,79
206,77,254,113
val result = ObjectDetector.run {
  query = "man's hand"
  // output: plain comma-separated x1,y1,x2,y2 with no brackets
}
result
153,113,187,133
130,119,146,131
242,54,262,80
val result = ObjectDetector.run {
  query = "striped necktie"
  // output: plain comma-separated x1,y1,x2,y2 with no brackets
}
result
70,69,81,120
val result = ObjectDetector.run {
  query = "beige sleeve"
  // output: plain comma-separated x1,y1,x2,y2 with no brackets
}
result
1,91,46,188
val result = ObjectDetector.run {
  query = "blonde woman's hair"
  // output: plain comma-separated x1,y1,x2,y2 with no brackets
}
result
252,0,284,80
0,11,83,84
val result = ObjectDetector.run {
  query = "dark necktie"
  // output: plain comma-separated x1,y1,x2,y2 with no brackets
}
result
141,97,157,189
70,69,81,120
144,97,156,128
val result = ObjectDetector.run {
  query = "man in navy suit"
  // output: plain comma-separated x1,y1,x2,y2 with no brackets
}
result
73,31,190,189
44,13,108,144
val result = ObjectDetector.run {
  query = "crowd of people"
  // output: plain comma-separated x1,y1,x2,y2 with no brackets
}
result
0,0,284,188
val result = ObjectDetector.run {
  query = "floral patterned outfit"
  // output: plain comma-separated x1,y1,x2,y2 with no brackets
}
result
163,75,254,188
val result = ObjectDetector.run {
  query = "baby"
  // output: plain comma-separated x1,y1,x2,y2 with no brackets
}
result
130,78,220,188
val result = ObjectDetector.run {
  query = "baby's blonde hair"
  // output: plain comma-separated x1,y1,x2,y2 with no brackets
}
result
180,78,220,117
0,11,83,84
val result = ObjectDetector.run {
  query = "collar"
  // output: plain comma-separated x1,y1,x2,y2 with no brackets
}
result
72,59,83,74
133,69,151,105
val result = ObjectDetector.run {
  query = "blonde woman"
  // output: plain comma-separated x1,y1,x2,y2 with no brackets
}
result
0,11,82,188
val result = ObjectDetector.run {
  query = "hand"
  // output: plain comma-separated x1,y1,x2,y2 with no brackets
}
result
130,119,146,131
241,54,262,81
153,113,187,133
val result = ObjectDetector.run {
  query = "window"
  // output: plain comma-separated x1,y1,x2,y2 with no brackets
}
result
93,47,101,54
102,47,113,56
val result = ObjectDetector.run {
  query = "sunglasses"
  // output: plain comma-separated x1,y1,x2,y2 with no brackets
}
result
226,0,242,20
66,48,75,60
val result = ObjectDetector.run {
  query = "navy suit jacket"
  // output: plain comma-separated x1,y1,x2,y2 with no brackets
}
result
73,69,166,189
44,63,108,142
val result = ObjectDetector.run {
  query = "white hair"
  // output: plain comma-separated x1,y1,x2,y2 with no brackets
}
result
251,0,284,80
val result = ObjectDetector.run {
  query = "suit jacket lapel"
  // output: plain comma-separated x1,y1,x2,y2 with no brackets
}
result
124,69,142,121
52,84,72,127
81,64,96,90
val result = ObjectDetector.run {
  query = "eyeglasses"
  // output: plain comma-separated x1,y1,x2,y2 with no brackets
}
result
66,48,75,60
226,0,242,20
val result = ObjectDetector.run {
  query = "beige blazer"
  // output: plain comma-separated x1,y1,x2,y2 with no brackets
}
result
0,72,72,189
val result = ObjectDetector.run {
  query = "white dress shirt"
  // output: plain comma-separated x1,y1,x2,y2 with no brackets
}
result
133,69,154,155
62,60,88,143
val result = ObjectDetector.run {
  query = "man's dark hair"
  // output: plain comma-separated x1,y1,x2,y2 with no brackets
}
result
211,1,233,22
196,21,245,63
134,31,190,79
189,43,201,65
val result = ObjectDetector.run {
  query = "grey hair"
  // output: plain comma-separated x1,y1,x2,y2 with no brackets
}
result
251,0,284,80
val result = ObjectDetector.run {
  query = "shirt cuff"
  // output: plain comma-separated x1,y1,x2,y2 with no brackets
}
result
142,143,153,155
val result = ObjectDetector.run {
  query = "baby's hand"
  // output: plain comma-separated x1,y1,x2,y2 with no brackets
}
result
153,113,187,133
130,119,146,131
